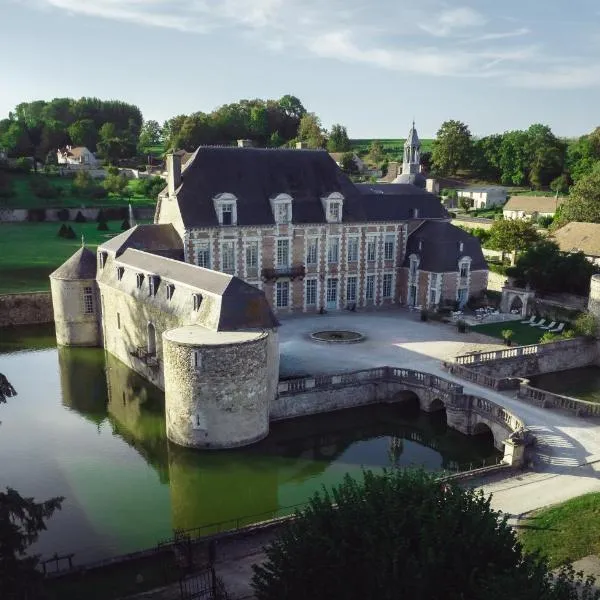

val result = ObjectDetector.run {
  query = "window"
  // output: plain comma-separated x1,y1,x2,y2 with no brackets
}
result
276,280,289,308
459,261,469,278
192,351,202,370
306,238,318,265
329,202,341,222
430,273,439,287
346,276,357,302
83,286,94,314
384,234,395,261
305,279,317,306
136,273,144,289
411,208,419,218
166,284,175,300
193,293,203,311
275,202,291,224
327,237,339,264
347,237,359,262
382,273,393,298
117,312,121,329
149,275,160,297
326,278,338,303
276,239,290,268
410,258,419,278
116,266,124,281
196,242,211,269
221,241,235,273
429,288,437,305
221,203,234,225
99,252,107,269
366,237,376,262
365,275,375,300
245,241,259,269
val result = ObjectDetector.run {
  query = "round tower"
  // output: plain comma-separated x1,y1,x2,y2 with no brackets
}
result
163,326,272,449
50,246,101,347
588,274,600,323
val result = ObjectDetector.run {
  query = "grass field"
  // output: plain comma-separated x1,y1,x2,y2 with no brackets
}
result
519,493,600,568
0,220,150,294
350,138,434,161
2,173,156,209
470,320,551,346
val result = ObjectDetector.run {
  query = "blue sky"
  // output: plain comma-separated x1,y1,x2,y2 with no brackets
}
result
2,0,599,138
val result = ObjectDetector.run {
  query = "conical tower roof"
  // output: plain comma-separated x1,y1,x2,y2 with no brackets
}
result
50,247,97,280
405,121,420,147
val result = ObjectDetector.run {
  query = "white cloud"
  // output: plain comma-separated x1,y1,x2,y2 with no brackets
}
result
26,0,600,90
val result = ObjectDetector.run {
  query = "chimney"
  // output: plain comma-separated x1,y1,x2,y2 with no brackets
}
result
166,153,182,196
296,141,308,149
237,139,253,148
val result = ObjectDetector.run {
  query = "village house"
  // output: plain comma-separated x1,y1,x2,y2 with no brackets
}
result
503,195,564,220
57,145,99,168
552,222,600,266
457,186,507,210
154,137,488,313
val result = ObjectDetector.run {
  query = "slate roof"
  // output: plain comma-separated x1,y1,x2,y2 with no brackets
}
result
552,222,600,258
503,195,564,214
99,224,183,259
355,183,449,220
405,122,420,147
402,221,487,272
50,247,97,280
115,249,279,330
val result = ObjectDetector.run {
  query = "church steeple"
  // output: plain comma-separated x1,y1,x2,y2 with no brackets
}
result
402,120,421,176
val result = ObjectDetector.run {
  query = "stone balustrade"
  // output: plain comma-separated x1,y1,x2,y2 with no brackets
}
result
517,381,600,418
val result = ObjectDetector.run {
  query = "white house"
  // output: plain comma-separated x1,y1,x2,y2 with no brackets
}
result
57,146,98,168
502,195,564,220
457,186,507,210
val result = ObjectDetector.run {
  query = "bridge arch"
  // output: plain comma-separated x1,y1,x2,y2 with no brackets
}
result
471,417,505,450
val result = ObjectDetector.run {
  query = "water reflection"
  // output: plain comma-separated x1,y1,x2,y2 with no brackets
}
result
531,366,600,404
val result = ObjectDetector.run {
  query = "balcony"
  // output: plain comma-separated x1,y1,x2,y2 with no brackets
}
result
261,265,306,282
130,346,160,369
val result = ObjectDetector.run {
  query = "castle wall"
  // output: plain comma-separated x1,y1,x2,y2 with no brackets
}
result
50,278,100,346
589,274,600,323
163,329,272,449
0,292,53,327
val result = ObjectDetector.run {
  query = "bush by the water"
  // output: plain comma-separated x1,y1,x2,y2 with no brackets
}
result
252,470,597,600
97,220,109,231
74,211,86,223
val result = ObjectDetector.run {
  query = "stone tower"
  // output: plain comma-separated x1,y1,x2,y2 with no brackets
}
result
588,274,600,323
50,247,101,347
393,121,426,188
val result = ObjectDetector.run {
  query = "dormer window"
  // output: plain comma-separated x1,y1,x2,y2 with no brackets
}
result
136,273,144,289
458,257,471,278
99,251,107,269
411,208,420,218
166,284,175,300
322,192,344,223
149,275,160,296
116,266,124,281
270,193,293,224
193,293,203,311
213,193,238,226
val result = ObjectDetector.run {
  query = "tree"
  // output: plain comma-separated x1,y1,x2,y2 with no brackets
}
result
559,166,600,224
339,152,358,174
526,124,566,190
471,135,503,181
138,120,163,154
459,195,472,211
68,119,98,150
103,173,128,197
499,130,531,185
431,120,472,175
488,218,540,262
252,470,597,600
368,140,385,165
327,124,351,152
72,170,92,194
297,113,325,148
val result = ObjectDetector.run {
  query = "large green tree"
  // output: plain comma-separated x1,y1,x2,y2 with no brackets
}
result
526,124,566,190
432,120,472,175
252,470,597,600
137,119,163,154
297,112,326,148
559,166,600,224
488,218,540,261
471,134,503,181
327,124,351,152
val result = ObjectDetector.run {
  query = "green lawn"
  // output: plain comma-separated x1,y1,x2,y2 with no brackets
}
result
350,138,434,161
470,320,551,346
519,493,600,568
0,220,149,294
2,173,156,209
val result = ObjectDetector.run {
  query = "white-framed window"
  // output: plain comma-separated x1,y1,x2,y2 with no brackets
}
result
246,241,259,269
384,234,395,261
116,266,124,281
166,284,175,300
323,193,344,223
149,275,159,296
275,202,291,224
276,280,289,308
429,288,437,305
221,241,235,273
329,202,341,222
305,279,317,306
213,193,238,226
82,286,94,314
221,203,234,225
366,237,376,262
327,237,339,264
276,239,290,268
365,275,375,300
411,208,420,218
382,273,393,298
196,242,211,269
326,277,338,304
306,238,318,265
430,273,439,287
347,237,359,262
459,260,470,278
409,257,419,278
346,276,357,302
136,273,144,289
193,293,203,311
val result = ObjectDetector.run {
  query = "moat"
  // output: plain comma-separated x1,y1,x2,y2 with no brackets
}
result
0,325,504,565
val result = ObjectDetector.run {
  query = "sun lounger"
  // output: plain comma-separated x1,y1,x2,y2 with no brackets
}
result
531,319,546,327
521,316,536,324
549,323,565,333
541,321,556,330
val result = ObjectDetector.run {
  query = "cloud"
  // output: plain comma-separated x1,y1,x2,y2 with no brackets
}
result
26,0,600,90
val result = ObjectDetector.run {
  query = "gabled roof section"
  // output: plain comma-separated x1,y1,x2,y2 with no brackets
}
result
503,195,564,213
355,183,449,221
402,221,487,272
99,224,183,258
50,246,97,280
173,147,365,227
552,222,600,258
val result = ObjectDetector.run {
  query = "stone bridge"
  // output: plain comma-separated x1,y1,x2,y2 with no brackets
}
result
273,366,526,462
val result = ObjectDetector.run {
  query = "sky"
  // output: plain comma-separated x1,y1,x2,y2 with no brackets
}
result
1,0,599,138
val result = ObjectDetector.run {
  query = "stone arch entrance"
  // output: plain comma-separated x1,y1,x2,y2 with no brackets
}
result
500,286,536,317
147,322,156,356
509,295,523,313
428,398,445,412
392,390,421,411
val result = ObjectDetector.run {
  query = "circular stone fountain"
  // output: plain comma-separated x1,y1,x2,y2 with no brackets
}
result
310,330,365,344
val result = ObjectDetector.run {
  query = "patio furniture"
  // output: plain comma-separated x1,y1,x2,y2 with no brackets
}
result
521,316,536,325
531,319,546,327
549,323,565,333
541,321,557,330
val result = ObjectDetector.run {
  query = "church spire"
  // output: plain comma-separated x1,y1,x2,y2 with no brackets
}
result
402,121,421,176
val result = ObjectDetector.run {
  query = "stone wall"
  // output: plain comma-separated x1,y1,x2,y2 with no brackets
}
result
0,206,154,223
588,274,600,323
487,271,507,292
0,292,53,327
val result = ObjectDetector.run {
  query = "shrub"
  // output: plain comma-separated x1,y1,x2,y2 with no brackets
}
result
56,208,69,222
97,221,109,231
64,226,77,240
573,313,598,339
74,211,86,223
107,166,119,176
29,176,60,200
89,186,108,199
96,209,106,223
121,218,130,230
501,329,514,345
26,208,46,222
57,223,68,238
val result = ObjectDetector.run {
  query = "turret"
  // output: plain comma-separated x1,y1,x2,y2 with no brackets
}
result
50,246,101,347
